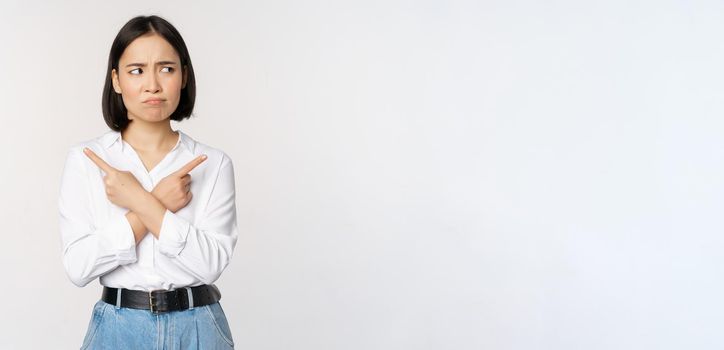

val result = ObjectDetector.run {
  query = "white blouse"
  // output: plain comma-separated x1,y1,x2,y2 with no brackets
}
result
58,129,239,291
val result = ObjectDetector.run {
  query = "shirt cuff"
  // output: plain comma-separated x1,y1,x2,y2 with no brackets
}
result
100,212,137,265
157,209,191,258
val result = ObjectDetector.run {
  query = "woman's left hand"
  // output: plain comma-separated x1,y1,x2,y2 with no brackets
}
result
83,147,147,211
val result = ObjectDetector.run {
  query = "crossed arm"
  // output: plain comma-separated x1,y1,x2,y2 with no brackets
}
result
126,211,150,245
83,147,208,244
60,146,238,287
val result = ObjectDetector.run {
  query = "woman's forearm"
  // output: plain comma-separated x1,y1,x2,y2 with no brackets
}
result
126,191,170,244
130,191,167,239
125,211,148,244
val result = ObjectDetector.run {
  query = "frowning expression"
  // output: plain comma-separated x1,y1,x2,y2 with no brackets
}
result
111,33,188,123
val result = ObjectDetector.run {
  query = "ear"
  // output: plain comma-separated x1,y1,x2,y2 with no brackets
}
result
111,69,122,94
182,65,188,89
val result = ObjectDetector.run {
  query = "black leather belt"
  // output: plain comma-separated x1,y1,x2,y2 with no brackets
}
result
101,284,221,314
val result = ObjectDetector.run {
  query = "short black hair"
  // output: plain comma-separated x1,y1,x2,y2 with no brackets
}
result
102,15,196,131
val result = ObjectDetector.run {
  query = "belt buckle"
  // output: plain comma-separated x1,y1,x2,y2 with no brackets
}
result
149,290,164,314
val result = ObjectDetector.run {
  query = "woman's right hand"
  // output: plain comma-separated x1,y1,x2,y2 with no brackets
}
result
152,155,207,212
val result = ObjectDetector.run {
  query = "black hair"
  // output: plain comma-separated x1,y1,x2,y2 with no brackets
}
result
102,15,196,131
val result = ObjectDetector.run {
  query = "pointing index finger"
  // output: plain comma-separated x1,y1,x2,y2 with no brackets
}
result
83,147,116,174
173,154,208,177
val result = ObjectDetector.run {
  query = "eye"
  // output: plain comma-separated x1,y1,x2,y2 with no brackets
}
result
129,68,143,75
161,67,174,73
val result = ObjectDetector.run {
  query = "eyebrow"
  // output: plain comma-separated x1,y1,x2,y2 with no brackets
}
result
124,61,178,68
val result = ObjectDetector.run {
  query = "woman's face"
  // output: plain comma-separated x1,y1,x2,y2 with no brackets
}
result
112,33,187,124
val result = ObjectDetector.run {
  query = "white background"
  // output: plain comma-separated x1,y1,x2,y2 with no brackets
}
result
0,0,722,349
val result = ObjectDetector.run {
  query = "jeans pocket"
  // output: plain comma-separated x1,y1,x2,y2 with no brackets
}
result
80,300,107,350
203,302,234,347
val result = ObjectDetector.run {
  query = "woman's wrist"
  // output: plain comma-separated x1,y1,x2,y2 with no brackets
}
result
130,191,167,238
126,191,170,244
125,211,147,244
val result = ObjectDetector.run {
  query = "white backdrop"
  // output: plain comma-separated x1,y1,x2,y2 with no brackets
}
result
0,0,722,349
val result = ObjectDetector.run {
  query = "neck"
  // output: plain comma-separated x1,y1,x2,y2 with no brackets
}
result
120,119,178,153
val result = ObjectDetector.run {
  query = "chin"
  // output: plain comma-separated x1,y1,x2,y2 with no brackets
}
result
140,112,169,122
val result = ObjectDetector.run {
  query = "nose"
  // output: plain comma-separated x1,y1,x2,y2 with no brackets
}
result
144,71,161,93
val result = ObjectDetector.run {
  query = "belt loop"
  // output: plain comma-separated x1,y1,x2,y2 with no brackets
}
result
115,288,122,310
184,287,194,310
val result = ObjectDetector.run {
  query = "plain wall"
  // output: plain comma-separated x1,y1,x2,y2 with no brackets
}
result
0,0,722,349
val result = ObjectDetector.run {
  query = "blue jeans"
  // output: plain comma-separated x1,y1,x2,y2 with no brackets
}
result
80,299,235,349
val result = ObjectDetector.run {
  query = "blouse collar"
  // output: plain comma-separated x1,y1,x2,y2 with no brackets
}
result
100,129,196,155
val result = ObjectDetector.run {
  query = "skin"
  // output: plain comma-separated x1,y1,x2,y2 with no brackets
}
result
82,32,205,244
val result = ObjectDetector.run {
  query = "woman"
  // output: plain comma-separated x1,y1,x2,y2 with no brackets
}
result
58,15,238,349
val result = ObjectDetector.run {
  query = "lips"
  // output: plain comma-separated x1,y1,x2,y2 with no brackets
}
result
143,98,166,105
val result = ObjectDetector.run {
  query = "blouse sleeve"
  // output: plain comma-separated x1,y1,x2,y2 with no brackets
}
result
156,153,239,285
58,147,138,287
